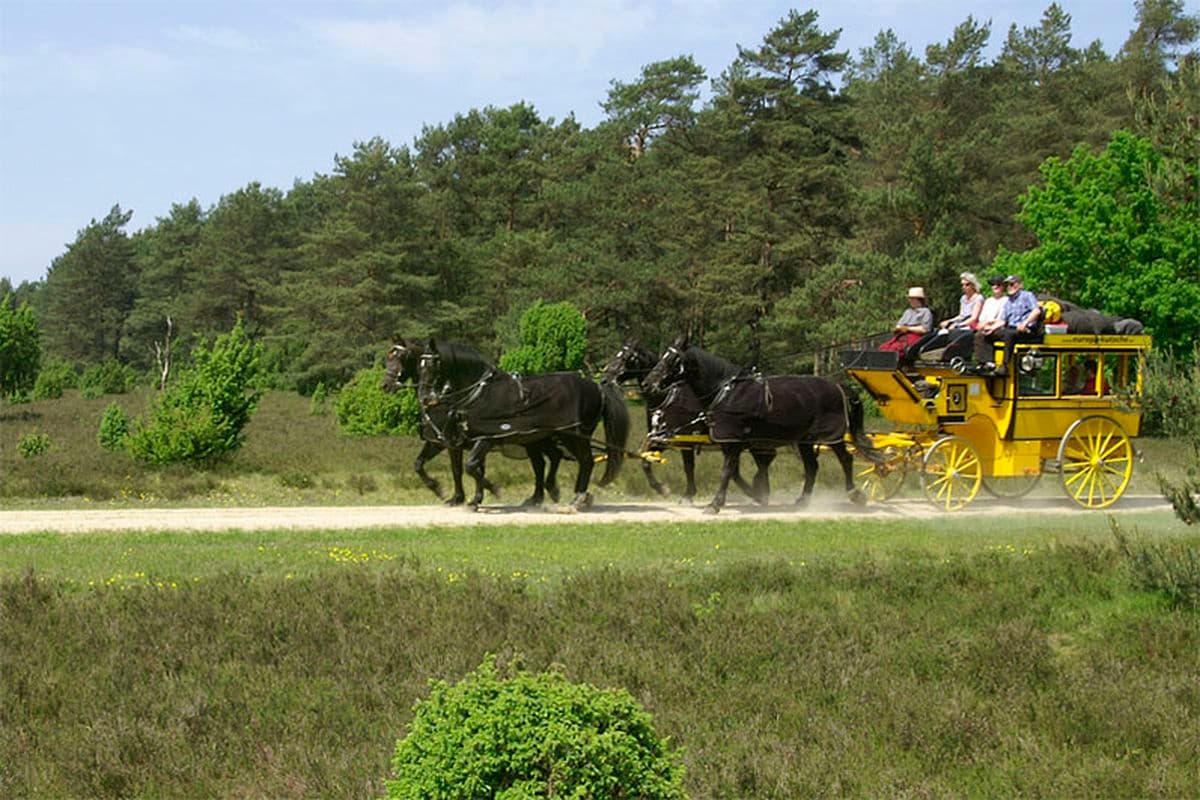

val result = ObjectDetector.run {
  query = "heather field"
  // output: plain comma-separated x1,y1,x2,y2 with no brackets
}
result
2,391,1198,798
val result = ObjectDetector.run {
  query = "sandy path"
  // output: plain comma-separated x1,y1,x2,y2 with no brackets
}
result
0,495,1173,534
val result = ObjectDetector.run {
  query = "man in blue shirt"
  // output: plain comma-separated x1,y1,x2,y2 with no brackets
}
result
972,274,1042,376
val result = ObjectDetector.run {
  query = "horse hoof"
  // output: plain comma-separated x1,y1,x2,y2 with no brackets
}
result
465,502,480,512
794,496,811,508
848,488,868,506
445,496,465,507
702,504,720,515
571,493,593,511
678,496,693,506
548,488,561,503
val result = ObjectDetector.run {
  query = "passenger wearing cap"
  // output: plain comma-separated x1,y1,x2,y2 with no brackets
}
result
879,286,933,354
972,274,1042,376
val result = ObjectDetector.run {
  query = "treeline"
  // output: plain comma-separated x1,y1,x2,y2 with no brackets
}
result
4,2,1198,390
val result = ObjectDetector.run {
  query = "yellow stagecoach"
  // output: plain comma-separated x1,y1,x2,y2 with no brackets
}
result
843,333,1150,511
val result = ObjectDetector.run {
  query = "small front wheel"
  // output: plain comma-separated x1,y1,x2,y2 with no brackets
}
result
921,436,983,511
856,445,919,502
1057,416,1133,509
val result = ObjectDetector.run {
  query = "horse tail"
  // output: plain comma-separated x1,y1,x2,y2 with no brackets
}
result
842,384,883,463
597,380,631,486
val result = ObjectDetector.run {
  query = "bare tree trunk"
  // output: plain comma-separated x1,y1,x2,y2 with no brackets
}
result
154,317,173,391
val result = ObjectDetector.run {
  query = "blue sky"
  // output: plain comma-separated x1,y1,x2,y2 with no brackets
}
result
0,0,1156,286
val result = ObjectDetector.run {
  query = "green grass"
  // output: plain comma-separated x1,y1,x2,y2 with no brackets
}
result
3,520,1198,798
1,388,1192,508
0,513,1188,586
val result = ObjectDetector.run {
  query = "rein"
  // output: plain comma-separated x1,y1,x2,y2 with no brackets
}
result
420,353,496,410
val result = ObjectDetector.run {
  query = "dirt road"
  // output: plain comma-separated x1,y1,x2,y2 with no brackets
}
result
0,495,1173,534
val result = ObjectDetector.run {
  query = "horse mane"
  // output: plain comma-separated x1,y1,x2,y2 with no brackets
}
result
430,340,495,385
685,345,742,388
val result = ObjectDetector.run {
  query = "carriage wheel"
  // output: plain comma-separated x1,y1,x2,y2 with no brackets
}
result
1057,416,1133,509
982,470,1043,500
921,436,983,511
856,445,918,502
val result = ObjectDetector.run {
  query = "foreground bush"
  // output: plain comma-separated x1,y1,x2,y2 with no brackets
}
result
126,320,262,464
333,367,420,436
387,655,685,799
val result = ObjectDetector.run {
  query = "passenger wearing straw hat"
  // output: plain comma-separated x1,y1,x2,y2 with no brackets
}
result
879,286,933,355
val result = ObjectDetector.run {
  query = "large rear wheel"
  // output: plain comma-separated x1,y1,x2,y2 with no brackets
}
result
921,436,982,511
1057,416,1133,509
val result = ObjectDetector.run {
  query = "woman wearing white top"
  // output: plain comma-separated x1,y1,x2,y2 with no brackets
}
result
942,272,984,331
977,275,1008,327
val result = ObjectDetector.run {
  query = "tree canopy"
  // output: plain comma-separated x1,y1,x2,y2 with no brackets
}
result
13,3,1199,380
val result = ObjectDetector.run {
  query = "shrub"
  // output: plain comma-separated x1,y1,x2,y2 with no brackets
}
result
32,358,77,400
126,319,263,465
278,470,314,490
97,402,130,452
1139,348,1200,523
18,431,51,458
309,382,328,416
78,359,138,398
0,293,40,399
346,473,378,495
386,655,686,799
1113,522,1200,610
333,367,420,436
499,300,588,375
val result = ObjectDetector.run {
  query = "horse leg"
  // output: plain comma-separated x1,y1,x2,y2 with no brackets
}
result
545,443,562,504
415,441,448,502
642,458,669,497
464,440,493,510
751,449,775,505
705,445,742,514
446,447,470,505
567,434,596,511
795,444,819,506
520,446,547,508
832,443,867,505
680,448,698,505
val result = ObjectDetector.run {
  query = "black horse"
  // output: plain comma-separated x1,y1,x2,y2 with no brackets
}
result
382,339,561,506
601,341,775,504
644,335,874,514
418,340,630,510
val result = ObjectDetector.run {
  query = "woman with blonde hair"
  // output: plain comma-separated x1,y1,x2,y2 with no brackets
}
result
942,272,984,331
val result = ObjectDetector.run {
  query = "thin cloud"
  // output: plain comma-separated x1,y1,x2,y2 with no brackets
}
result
3,43,174,94
169,25,262,53
306,0,656,76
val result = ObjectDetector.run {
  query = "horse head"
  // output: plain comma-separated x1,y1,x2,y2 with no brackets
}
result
643,334,690,396
601,340,659,386
382,339,421,393
416,346,444,408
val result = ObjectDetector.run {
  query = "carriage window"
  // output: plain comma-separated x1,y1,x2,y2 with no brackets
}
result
1018,353,1057,397
1102,355,1127,396
1061,353,1103,396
